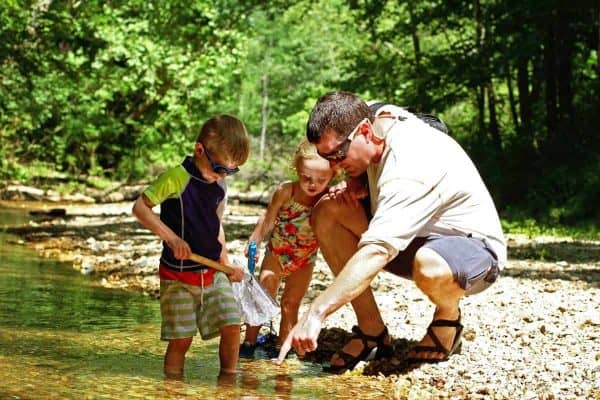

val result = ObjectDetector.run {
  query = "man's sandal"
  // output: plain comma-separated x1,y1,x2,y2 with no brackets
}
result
405,310,463,364
323,325,394,374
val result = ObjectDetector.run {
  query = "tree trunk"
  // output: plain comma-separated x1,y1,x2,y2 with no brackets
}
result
474,0,486,141
506,64,520,132
487,81,501,151
555,7,575,137
477,86,486,141
259,75,269,161
544,18,558,142
530,53,543,105
408,6,427,108
597,9,600,76
517,56,532,138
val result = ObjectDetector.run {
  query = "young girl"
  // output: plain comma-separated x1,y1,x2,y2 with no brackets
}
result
240,140,335,358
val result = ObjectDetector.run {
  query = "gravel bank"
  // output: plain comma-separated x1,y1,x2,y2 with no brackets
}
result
3,201,599,399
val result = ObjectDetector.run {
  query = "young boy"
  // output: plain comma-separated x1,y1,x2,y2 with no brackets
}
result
132,114,249,378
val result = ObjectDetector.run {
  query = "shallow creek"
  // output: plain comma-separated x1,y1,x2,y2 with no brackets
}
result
0,205,394,399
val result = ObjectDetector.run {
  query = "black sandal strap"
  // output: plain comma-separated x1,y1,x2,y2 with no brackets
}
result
334,349,363,365
425,325,451,356
350,325,389,345
429,319,463,328
411,344,444,353
327,325,391,372
419,311,463,356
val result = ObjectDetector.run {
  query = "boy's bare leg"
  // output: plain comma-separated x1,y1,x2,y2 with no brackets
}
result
217,371,237,387
164,337,193,378
278,263,314,347
243,254,282,344
219,324,241,374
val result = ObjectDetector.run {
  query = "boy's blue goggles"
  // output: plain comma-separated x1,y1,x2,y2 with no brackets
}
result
201,142,239,176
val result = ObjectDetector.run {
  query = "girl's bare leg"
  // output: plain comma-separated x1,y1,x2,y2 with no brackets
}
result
278,263,314,347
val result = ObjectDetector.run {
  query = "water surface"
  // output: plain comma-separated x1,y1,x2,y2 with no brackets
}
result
0,205,394,399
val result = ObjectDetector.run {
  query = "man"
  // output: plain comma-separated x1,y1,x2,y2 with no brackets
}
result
276,92,506,373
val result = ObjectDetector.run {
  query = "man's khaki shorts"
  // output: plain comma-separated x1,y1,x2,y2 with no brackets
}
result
384,235,499,295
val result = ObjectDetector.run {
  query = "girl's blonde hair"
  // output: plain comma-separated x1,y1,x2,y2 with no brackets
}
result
292,139,344,181
293,139,324,169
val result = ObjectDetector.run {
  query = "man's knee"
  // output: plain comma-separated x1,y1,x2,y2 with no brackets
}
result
310,196,340,236
412,247,454,285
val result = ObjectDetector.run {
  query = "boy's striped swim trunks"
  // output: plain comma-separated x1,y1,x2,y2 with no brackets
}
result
160,271,241,340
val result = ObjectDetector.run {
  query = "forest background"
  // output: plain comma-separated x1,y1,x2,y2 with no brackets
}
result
1,0,598,230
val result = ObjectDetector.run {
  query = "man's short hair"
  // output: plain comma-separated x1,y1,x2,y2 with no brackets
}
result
306,92,373,143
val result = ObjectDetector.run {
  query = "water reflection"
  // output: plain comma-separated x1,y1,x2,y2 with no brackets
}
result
0,206,395,399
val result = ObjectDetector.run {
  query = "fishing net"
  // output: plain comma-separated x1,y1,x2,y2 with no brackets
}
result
231,272,280,326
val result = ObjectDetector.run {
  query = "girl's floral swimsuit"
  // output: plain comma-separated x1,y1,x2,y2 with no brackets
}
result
266,186,318,276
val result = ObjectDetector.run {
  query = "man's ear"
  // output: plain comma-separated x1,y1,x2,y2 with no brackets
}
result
359,121,373,143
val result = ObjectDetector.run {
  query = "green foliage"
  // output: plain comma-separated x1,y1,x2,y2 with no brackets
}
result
501,217,599,241
0,0,598,225
216,1,365,142
0,0,250,181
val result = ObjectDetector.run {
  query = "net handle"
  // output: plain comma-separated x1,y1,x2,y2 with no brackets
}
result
189,253,234,274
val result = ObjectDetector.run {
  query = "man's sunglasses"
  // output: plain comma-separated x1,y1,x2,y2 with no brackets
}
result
317,118,367,162
317,115,399,162
200,142,239,176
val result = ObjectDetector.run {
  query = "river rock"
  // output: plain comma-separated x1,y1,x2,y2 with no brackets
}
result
2,185,45,200
80,260,95,274
4,201,600,399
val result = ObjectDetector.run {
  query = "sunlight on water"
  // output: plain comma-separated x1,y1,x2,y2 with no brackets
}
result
0,206,395,399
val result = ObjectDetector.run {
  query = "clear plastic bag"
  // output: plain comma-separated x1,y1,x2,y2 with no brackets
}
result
231,272,280,326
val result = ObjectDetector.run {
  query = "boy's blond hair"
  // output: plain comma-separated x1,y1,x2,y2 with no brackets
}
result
196,115,250,165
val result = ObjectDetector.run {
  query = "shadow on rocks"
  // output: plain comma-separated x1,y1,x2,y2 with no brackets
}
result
301,327,419,376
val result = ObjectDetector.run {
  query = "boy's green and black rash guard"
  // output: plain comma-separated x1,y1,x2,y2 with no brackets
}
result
143,156,226,270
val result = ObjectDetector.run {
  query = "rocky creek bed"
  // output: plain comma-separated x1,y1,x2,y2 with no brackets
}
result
2,199,599,399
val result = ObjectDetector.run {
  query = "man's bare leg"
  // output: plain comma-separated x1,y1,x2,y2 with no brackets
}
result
408,247,464,360
311,197,390,366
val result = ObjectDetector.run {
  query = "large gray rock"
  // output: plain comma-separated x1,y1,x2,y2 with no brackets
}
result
2,185,45,200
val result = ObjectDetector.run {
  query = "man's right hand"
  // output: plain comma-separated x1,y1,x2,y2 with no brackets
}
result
328,178,367,207
275,311,324,364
